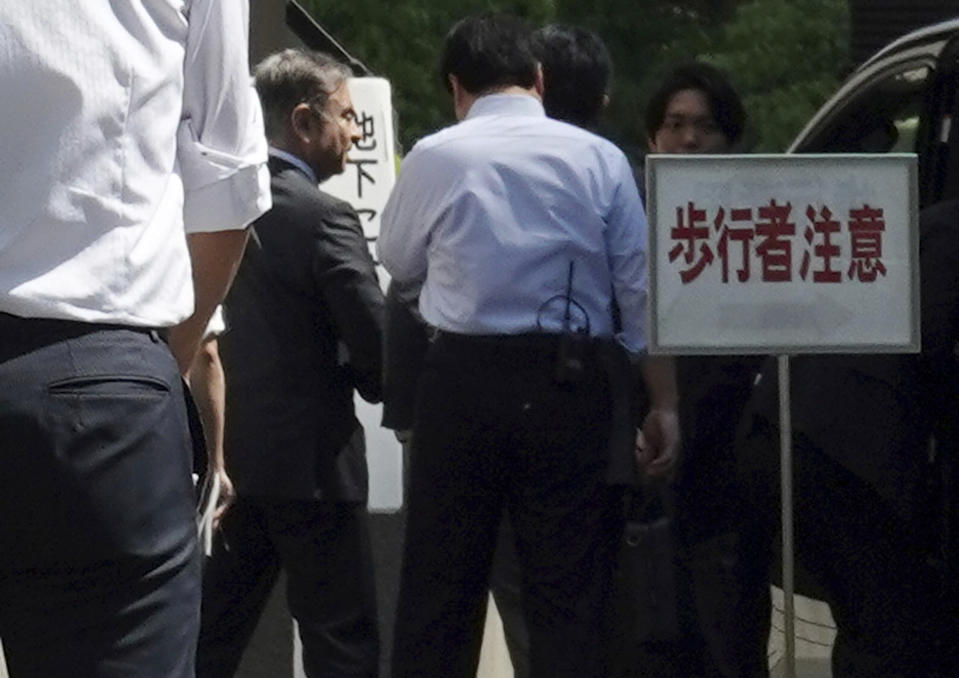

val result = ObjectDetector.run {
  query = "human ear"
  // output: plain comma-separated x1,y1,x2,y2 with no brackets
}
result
290,103,315,143
533,64,544,98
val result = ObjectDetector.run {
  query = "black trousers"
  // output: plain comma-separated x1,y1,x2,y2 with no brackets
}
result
0,314,200,677
489,513,529,678
392,333,623,678
716,419,938,678
397,444,531,678
197,497,379,678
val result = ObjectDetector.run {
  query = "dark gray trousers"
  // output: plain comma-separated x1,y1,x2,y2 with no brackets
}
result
0,314,200,677
197,498,380,678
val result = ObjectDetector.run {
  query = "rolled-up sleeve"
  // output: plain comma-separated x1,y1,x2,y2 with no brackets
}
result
178,0,271,233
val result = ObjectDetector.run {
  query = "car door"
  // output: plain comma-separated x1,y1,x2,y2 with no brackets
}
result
788,32,959,208
919,34,959,205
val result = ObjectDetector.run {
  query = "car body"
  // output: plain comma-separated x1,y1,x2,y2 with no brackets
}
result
790,17,959,208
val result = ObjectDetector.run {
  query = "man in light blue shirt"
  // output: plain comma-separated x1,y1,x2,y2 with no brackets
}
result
378,12,679,678
378,83,645,354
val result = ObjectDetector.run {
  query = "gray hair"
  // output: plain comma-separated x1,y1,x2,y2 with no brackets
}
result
253,49,352,141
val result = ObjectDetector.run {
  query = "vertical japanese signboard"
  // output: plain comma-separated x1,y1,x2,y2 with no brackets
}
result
320,77,400,511
321,77,397,259
646,154,920,355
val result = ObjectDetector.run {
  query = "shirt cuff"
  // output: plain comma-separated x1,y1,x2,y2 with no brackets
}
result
183,161,271,233
617,330,647,358
204,305,227,337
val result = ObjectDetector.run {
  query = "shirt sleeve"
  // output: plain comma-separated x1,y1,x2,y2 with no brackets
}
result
313,201,386,404
605,152,649,355
377,147,432,284
177,0,271,233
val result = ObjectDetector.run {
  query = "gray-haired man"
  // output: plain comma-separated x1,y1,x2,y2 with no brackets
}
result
197,49,384,678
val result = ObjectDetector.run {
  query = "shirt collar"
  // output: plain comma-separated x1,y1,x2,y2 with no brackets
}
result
465,93,545,120
268,147,317,185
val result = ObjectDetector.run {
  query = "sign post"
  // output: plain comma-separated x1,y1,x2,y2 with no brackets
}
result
778,353,795,677
646,154,919,677
321,76,401,512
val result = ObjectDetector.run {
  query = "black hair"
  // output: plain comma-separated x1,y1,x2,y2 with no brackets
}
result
440,13,538,95
532,24,611,128
253,49,352,141
644,61,745,145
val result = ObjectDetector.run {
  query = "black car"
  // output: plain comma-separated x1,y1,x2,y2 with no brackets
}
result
791,17,959,208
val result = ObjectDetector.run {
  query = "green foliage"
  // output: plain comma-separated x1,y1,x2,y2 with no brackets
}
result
304,0,558,150
299,0,850,154
554,0,740,153
702,0,851,151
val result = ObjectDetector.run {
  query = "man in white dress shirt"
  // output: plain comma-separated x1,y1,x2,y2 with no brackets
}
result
379,13,679,678
0,3,270,676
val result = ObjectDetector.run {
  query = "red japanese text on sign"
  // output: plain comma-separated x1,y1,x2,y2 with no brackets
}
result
666,202,888,286
847,205,887,282
668,202,713,283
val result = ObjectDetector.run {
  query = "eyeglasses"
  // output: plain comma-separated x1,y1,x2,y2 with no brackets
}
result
659,114,723,137
306,100,358,127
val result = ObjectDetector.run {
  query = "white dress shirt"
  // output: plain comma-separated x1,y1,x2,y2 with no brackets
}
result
0,0,271,327
205,305,227,338
377,94,649,353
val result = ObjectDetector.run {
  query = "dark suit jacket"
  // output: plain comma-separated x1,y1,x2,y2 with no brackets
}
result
744,199,959,522
673,354,762,539
915,199,959,444
381,280,429,432
221,157,385,502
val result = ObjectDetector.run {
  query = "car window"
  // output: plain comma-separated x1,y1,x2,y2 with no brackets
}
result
796,64,932,154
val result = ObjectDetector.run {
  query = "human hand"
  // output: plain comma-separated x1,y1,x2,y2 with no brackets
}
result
636,407,680,478
212,466,235,529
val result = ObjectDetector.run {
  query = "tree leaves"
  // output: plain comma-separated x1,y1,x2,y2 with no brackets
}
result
301,0,850,154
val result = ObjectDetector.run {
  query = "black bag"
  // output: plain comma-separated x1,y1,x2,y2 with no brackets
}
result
608,486,685,678
612,485,680,644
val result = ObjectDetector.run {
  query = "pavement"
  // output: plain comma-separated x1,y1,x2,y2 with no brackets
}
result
0,562,835,678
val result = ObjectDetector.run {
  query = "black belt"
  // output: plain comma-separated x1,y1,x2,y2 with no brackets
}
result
433,329,580,353
430,329,602,376
431,329,640,484
0,312,162,360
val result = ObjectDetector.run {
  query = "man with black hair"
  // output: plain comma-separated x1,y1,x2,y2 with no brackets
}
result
645,61,746,155
533,24,612,129
645,62,942,678
631,61,762,678
380,22,620,678
379,13,679,678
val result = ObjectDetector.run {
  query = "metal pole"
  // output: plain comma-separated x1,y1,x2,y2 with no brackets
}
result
778,354,796,678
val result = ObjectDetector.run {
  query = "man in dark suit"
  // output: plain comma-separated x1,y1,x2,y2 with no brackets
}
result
712,199,959,676
197,49,385,678
631,62,761,678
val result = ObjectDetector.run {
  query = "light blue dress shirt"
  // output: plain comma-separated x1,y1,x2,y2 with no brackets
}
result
377,93,648,353
268,147,317,185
